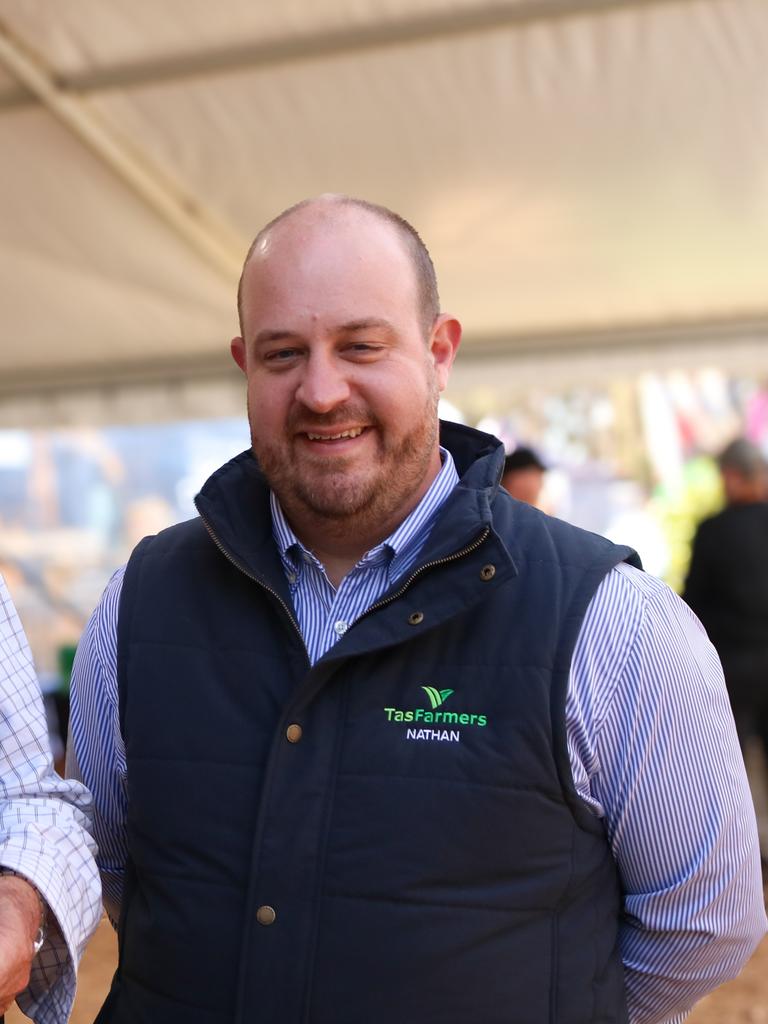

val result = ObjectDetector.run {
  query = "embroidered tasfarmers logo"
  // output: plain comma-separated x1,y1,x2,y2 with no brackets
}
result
383,687,488,743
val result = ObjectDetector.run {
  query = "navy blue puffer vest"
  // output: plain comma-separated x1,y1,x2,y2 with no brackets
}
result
98,422,639,1024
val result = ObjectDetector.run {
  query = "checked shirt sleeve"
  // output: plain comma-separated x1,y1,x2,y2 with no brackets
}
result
0,575,101,1024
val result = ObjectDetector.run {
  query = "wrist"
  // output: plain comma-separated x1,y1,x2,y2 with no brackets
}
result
0,871,47,956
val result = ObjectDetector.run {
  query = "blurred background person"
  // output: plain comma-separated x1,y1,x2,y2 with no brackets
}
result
683,438,768,756
501,446,547,507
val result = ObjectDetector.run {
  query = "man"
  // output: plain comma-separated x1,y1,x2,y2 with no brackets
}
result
70,195,765,1024
684,438,768,752
0,573,101,1022
501,446,547,506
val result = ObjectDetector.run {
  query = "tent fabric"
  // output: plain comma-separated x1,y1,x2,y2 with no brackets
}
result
0,0,767,419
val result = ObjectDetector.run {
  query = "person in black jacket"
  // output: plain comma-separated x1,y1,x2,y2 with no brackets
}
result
684,438,768,751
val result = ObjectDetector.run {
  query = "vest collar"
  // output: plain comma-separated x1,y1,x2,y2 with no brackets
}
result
193,420,509,591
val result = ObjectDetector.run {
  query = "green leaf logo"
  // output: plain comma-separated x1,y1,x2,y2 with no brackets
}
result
421,686,454,709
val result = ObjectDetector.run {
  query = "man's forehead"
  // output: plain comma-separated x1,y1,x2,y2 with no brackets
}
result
237,199,424,336
241,212,415,308
251,201,405,266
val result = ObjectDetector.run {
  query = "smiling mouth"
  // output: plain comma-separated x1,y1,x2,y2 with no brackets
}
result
304,428,365,441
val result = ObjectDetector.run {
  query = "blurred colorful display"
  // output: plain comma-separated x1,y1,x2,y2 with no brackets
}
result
1,369,766,680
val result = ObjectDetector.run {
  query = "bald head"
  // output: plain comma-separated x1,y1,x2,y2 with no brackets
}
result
237,195,440,338
229,194,462,569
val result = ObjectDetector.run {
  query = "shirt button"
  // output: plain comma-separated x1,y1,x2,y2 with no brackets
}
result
334,620,348,637
286,572,297,585
257,905,276,926
286,723,303,743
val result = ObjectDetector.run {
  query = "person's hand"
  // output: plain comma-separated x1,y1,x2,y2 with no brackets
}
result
0,875,44,1015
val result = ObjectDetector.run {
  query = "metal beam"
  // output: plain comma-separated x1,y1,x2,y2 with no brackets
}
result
0,352,241,400
0,311,765,401
0,19,244,282
4,0,695,100
457,312,768,361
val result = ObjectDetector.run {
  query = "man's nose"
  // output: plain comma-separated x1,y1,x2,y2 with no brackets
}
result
295,352,351,413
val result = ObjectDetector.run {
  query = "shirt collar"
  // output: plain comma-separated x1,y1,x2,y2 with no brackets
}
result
270,446,459,574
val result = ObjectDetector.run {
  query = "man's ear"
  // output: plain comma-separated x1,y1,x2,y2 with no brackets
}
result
429,314,462,391
231,336,247,373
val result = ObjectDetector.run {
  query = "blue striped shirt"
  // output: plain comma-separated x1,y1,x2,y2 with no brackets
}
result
68,451,766,1024
270,447,460,664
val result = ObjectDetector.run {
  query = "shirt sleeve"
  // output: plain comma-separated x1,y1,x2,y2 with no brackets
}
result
67,565,128,929
0,574,102,1024
567,562,766,1024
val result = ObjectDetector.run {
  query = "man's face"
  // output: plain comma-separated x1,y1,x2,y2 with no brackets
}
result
502,467,545,507
232,205,460,541
721,465,767,505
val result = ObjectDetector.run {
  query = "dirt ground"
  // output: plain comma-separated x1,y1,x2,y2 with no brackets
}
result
4,914,768,1023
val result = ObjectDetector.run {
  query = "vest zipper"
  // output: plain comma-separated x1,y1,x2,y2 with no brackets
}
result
196,507,309,660
359,526,491,620
199,506,489,647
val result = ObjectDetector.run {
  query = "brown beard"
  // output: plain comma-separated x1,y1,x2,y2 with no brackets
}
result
250,384,440,540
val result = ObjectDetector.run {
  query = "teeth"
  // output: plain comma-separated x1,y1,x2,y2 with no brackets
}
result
306,428,364,441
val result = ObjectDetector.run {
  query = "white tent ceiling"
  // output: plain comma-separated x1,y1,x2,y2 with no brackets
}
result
0,0,766,420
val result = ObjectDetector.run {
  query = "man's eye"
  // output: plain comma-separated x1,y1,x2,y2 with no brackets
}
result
265,348,299,362
348,343,381,355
